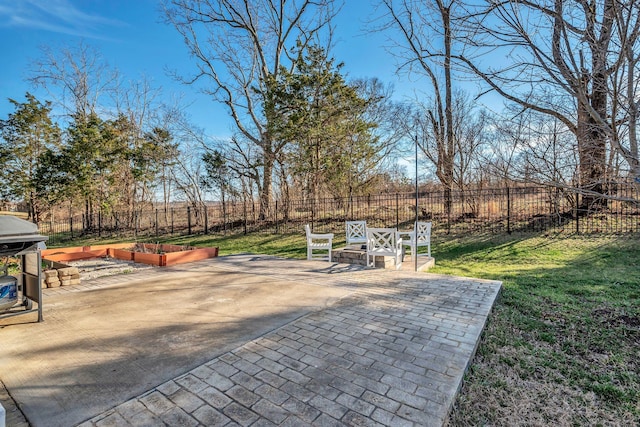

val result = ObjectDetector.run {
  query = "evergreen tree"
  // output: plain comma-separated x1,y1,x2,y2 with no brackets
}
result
63,112,116,225
266,45,380,202
0,93,61,222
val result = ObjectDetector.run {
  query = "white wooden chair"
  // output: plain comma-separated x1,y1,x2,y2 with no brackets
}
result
401,221,432,259
345,220,367,246
305,224,334,262
366,227,403,270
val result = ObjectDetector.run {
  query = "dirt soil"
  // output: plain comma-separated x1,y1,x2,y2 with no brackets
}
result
66,257,156,280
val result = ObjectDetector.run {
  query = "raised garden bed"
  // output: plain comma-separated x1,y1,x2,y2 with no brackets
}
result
42,243,219,267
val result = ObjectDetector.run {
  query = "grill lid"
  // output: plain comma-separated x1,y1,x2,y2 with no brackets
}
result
0,216,48,256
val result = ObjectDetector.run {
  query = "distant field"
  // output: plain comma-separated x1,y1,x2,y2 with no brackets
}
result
0,211,28,219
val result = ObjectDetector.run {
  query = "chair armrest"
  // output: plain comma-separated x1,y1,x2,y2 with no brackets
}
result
398,231,414,240
309,233,334,239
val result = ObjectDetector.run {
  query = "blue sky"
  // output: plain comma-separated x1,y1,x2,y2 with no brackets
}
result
0,0,413,140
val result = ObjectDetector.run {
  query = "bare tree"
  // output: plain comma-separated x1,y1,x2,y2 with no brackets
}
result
451,92,488,188
163,0,340,219
377,0,463,214
609,0,640,184
352,78,410,193
28,41,118,120
109,76,186,214
170,139,208,223
482,109,532,185
457,0,640,207
487,106,578,185
413,90,486,189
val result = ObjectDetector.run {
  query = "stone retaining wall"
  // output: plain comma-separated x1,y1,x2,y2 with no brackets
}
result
43,265,80,288
332,246,396,268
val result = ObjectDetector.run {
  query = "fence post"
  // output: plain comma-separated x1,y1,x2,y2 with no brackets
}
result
275,200,279,234
187,206,192,235
70,217,74,239
98,211,102,237
507,187,511,234
155,209,159,237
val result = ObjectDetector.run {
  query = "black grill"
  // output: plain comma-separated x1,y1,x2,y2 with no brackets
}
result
0,216,48,257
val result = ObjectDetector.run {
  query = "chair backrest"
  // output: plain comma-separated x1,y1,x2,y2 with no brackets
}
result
415,221,432,244
366,228,400,255
346,221,367,245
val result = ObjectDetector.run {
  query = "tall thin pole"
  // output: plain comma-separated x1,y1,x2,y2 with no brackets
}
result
414,134,419,273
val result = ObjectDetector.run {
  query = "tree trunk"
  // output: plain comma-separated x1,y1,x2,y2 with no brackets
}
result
624,53,640,187
577,70,608,210
443,5,455,216
260,147,273,221
84,198,92,230
29,191,37,224
221,190,227,234
278,163,291,221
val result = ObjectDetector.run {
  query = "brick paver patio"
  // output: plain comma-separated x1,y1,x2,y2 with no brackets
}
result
81,255,501,426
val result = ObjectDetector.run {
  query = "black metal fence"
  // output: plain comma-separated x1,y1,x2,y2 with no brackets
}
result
40,184,640,245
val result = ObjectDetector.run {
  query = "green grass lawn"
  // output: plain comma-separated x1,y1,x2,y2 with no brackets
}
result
433,235,640,426
51,231,639,425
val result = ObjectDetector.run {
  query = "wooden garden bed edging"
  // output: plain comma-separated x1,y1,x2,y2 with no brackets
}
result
42,243,219,267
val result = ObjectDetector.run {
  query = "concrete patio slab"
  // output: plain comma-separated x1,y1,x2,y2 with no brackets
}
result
0,255,501,426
